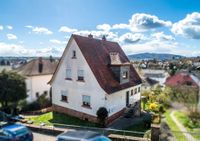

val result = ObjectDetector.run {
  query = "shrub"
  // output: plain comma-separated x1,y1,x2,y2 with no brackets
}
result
96,107,108,127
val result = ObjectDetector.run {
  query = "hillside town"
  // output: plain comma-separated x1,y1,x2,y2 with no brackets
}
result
0,1,200,141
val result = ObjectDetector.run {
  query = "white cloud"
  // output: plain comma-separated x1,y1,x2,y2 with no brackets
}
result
0,42,31,56
7,25,13,30
0,25,3,30
122,39,177,55
151,32,175,41
171,12,200,39
129,13,172,32
19,41,24,44
25,25,33,29
32,27,53,35
74,30,118,40
96,24,111,31
7,34,17,40
59,26,77,33
112,23,130,30
119,33,145,43
49,39,66,45
0,42,64,57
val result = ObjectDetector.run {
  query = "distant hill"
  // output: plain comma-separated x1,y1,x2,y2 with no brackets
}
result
128,53,185,61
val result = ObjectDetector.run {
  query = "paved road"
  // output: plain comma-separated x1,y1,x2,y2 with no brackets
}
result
33,132,56,141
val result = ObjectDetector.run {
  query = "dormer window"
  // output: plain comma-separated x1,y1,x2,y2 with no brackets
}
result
72,50,76,59
122,71,128,79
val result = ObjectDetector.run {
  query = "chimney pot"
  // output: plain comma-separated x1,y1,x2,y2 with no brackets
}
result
102,35,106,41
88,34,93,38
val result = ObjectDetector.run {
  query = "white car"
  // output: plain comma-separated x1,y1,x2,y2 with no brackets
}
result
56,130,111,141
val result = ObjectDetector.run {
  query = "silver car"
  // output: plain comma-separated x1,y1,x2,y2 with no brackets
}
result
56,130,111,141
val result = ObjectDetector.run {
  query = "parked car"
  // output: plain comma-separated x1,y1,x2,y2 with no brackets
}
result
56,130,111,141
9,115,24,122
0,124,33,141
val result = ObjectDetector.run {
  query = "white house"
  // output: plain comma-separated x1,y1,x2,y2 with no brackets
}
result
49,34,142,123
140,69,169,86
16,57,58,103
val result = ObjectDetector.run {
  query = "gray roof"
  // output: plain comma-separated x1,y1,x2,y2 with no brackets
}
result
16,58,58,76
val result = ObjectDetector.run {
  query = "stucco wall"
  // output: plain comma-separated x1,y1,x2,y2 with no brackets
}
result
106,85,141,116
52,38,106,117
26,74,52,103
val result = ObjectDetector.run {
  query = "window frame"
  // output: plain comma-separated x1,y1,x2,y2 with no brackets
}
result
77,69,84,81
72,50,76,59
61,90,68,103
82,95,91,108
122,71,128,79
65,69,72,80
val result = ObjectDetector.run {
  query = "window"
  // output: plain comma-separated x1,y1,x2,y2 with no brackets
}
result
77,70,84,81
72,50,76,58
36,92,39,98
61,90,68,102
131,89,133,96
134,88,137,94
122,71,128,79
82,95,91,107
138,87,141,93
66,69,72,80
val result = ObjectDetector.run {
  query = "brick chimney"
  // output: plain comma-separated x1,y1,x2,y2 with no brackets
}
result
38,57,43,73
102,35,106,41
88,34,93,38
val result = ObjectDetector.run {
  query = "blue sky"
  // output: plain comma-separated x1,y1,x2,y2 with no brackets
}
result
0,0,200,57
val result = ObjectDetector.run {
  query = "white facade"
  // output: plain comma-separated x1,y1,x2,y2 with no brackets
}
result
142,69,169,86
51,38,141,118
26,74,52,103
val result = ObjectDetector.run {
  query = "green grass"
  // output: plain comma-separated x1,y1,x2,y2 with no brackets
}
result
28,112,99,127
165,110,187,141
174,111,200,140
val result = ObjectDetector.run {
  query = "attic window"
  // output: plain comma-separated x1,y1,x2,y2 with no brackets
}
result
122,71,128,79
72,50,76,59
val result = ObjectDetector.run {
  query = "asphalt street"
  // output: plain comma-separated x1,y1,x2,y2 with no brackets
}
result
33,132,56,141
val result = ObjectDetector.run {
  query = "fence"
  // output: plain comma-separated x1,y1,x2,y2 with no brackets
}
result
25,122,150,141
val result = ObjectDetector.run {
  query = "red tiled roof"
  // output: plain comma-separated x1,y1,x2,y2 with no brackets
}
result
165,73,198,88
50,34,142,94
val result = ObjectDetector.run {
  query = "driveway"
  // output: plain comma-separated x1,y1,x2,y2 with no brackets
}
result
33,132,56,141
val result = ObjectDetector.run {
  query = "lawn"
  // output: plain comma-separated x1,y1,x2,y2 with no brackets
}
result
28,112,99,127
174,111,200,140
165,110,187,141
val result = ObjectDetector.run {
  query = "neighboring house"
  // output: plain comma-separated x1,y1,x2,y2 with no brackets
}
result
165,72,200,107
16,57,58,103
141,77,159,91
140,69,169,86
49,34,142,123
165,72,198,88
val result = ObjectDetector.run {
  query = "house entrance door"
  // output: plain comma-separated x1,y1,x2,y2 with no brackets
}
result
126,91,129,107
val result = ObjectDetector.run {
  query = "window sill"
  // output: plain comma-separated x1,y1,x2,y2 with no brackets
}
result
61,100,68,103
82,105,92,109
77,80,85,82
65,78,72,80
